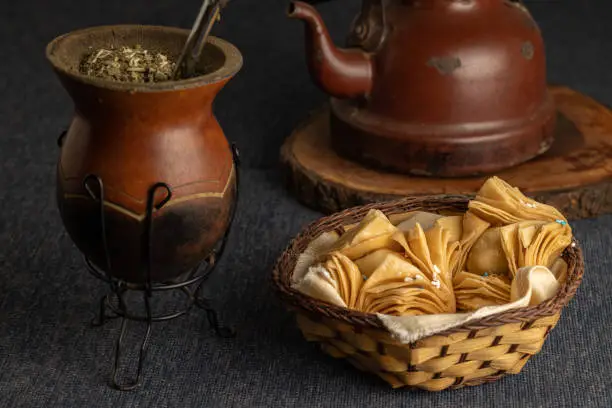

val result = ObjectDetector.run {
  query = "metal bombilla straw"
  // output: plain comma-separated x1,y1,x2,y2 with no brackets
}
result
173,0,229,79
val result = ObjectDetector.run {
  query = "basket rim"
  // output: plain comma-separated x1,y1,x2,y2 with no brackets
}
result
272,194,584,336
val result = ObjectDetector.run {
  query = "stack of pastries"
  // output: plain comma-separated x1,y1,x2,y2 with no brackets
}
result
298,177,572,316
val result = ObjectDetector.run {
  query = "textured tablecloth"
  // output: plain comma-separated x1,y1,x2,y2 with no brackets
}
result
1,0,611,406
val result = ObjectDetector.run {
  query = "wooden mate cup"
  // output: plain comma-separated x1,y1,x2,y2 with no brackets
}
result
46,25,242,283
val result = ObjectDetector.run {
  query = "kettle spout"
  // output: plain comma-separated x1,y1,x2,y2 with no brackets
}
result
288,1,373,99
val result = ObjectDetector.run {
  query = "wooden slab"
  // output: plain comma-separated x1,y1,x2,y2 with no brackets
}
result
281,86,612,219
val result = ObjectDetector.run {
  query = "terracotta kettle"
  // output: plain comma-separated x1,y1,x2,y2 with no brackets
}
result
289,0,556,177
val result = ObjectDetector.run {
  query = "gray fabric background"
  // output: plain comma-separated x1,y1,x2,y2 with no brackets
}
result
1,0,611,406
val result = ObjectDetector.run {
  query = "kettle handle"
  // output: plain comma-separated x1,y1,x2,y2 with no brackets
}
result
509,0,532,15
347,0,387,52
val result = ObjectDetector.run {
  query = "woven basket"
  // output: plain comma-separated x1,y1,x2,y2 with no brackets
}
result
272,196,584,391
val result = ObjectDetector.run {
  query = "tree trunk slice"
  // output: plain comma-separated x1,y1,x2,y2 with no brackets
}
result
280,86,612,220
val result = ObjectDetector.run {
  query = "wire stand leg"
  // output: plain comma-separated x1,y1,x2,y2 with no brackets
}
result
91,294,114,327
106,182,170,391
109,285,154,391
194,257,235,338
84,175,120,330
193,143,240,338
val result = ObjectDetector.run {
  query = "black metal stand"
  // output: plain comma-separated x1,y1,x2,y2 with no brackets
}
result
80,144,241,391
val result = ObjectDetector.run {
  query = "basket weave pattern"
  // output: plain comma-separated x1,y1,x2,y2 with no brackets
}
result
273,196,584,391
